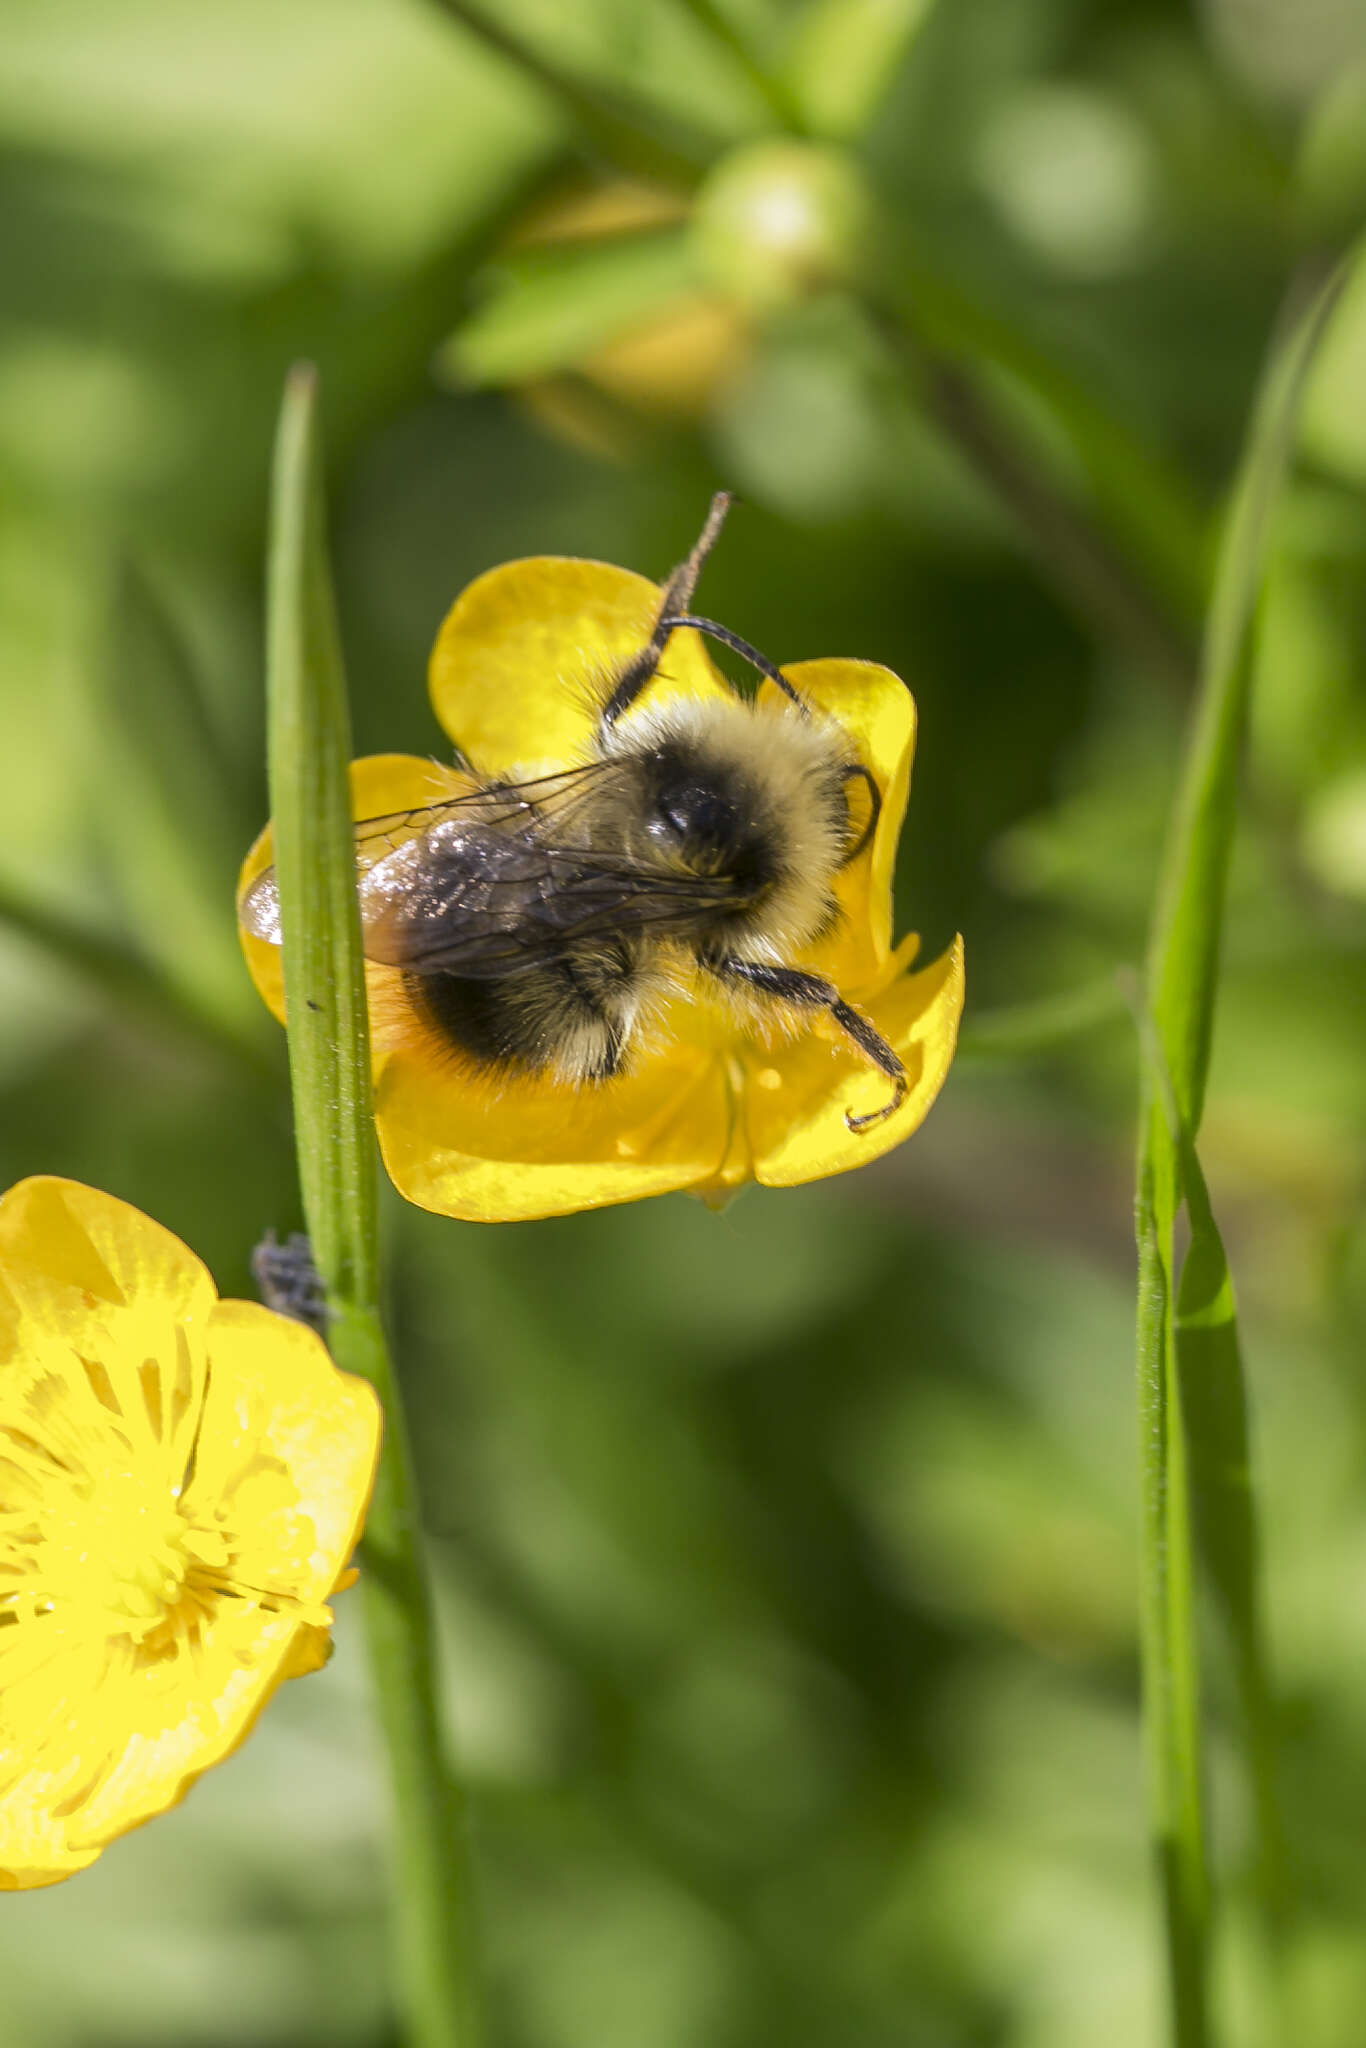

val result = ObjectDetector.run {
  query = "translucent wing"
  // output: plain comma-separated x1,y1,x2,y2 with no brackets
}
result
239,759,751,979
238,764,613,945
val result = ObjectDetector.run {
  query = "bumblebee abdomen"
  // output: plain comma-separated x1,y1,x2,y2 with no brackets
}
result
407,936,644,1084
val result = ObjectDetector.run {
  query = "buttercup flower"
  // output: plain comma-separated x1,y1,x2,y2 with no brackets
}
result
238,542,964,1223
0,1178,380,1889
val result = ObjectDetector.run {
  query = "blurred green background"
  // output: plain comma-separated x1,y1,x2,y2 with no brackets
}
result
4,0,1366,2042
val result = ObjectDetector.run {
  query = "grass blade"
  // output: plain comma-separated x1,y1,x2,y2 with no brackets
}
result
1149,261,1349,1125
266,362,482,2048
1134,257,1347,2041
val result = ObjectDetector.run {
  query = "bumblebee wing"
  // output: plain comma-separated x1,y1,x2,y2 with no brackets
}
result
237,761,628,945
360,833,746,979
350,762,613,866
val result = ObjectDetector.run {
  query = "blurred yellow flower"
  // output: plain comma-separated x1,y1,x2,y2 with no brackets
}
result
0,1178,381,1890
239,536,962,1223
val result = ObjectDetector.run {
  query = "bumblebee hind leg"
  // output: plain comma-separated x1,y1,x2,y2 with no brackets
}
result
709,956,907,1130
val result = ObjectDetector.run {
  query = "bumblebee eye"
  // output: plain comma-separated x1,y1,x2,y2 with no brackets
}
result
644,746,747,865
661,787,736,846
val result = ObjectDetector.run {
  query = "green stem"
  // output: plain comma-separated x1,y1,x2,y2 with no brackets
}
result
874,303,1202,691
1133,254,1345,2044
1131,967,1210,2043
676,0,807,131
266,363,481,2048
1135,1130,1209,2041
425,0,722,179
874,234,1211,648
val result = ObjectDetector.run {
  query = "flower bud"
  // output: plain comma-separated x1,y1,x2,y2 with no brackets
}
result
690,141,872,311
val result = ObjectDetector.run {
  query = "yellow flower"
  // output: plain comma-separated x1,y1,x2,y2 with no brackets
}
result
0,1178,381,1890
238,547,964,1223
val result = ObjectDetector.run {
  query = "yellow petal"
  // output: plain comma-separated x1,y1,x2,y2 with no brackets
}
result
375,1035,733,1221
759,658,916,991
741,935,964,1187
185,1299,380,1602
0,1179,215,1474
2,1610,307,1872
427,556,732,775
0,1176,215,1341
280,1622,334,1679
237,753,468,1027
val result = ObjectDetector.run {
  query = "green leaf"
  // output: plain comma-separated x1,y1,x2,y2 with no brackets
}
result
265,364,483,2048
438,227,701,388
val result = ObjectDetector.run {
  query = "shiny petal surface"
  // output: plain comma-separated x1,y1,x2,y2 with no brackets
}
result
187,1300,380,1598
0,1174,216,1382
376,1037,732,1222
428,556,731,775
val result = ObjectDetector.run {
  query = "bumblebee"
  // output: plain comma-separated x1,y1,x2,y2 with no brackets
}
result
241,494,907,1130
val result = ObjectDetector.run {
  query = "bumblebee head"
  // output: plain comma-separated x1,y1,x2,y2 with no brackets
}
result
641,740,761,881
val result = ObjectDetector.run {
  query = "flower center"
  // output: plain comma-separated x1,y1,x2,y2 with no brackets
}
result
28,1470,202,1644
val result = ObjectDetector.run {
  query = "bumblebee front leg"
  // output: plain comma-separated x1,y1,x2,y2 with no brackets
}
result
600,491,733,729
710,957,907,1131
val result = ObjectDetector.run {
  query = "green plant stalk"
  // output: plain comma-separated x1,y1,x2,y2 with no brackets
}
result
426,0,722,178
872,296,1202,693
1148,261,1346,1115
266,363,481,2048
880,241,1211,648
676,0,807,131
1133,256,1345,2043
1135,1124,1208,2042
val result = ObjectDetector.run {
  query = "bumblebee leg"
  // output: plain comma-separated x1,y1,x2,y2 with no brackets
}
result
710,958,907,1131
601,492,733,728
251,1230,328,1338
838,764,881,864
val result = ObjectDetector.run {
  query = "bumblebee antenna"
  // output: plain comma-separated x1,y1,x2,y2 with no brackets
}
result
657,614,808,712
601,492,736,729
671,491,732,614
